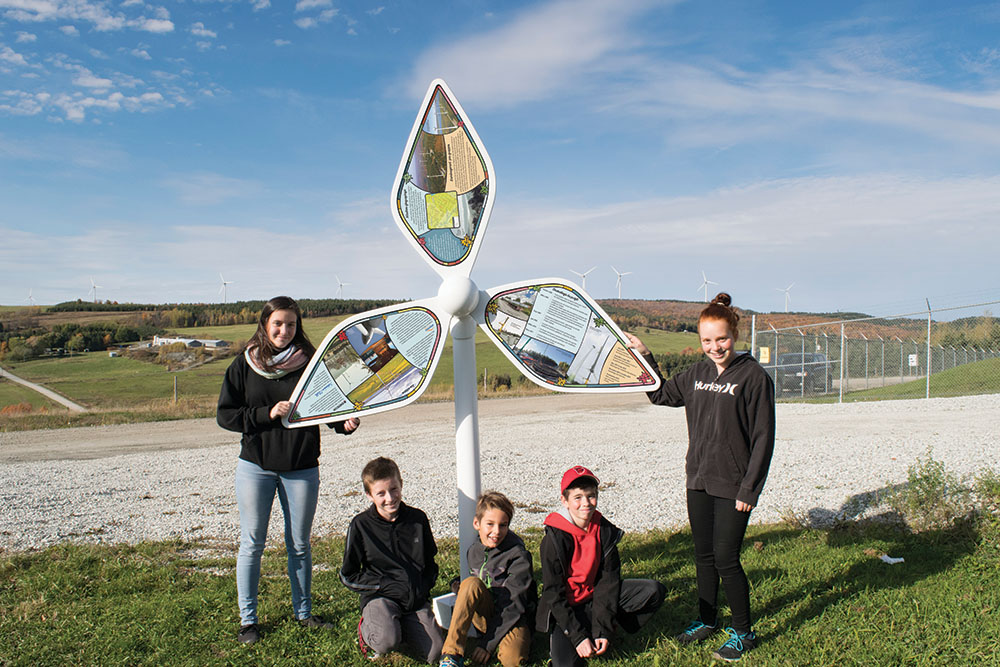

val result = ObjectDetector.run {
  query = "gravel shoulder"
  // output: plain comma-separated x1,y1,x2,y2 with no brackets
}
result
2,393,997,552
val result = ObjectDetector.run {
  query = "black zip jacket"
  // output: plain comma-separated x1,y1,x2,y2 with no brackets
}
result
465,531,537,653
536,512,624,647
340,502,439,613
217,353,350,471
644,352,775,506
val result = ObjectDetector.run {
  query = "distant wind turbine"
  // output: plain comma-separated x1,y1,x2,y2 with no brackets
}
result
88,277,102,304
570,266,597,290
24,288,36,306
776,283,795,312
336,275,351,299
219,273,233,304
696,270,718,302
611,266,631,299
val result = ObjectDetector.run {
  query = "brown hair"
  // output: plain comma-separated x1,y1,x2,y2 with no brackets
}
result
362,456,401,494
562,476,599,499
246,296,316,372
475,491,514,522
698,292,741,340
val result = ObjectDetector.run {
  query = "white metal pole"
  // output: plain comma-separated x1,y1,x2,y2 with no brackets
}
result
750,314,757,359
839,323,845,403
451,314,481,577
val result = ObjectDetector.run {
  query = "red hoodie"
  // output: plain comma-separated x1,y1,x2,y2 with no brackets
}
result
542,509,603,604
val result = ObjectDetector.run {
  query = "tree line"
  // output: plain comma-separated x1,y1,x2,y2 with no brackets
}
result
0,322,163,362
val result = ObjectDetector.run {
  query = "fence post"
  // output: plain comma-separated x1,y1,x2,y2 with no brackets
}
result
925,299,932,399
823,332,830,393
895,336,903,382
839,323,845,403
750,314,757,359
173,375,178,404
860,333,869,390
878,334,885,387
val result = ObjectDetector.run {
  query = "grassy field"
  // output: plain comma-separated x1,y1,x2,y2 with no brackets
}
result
0,379,64,413
0,325,700,430
1,506,997,665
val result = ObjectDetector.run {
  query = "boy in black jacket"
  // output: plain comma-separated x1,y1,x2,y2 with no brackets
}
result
340,457,443,663
440,491,536,667
536,466,665,667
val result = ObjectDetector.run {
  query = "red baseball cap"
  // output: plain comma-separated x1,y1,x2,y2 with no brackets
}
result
560,465,600,493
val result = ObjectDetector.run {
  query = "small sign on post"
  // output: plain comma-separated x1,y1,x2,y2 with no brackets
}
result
758,346,770,364
908,354,918,368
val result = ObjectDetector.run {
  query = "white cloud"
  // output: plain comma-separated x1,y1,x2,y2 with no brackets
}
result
195,41,212,51
402,0,664,106
1,0,177,33
133,17,173,33
160,172,264,205
0,46,29,66
59,24,79,35
130,48,151,60
73,69,113,89
294,16,316,29
15,31,37,42
190,21,216,38
367,6,384,16
252,0,270,10
295,0,332,11
273,38,290,47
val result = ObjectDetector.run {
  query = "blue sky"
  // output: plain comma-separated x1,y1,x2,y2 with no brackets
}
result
2,0,999,318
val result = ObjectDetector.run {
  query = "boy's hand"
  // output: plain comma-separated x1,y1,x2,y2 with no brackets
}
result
470,646,490,663
576,638,596,658
342,417,361,433
594,638,610,655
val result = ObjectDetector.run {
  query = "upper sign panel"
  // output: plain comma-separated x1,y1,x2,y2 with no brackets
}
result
283,300,449,428
479,279,661,393
391,79,495,277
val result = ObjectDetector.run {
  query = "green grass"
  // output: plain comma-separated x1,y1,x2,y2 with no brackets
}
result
2,512,998,666
0,379,64,412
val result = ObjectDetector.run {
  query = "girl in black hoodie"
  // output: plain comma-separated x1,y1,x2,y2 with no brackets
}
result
625,293,774,662
218,296,360,645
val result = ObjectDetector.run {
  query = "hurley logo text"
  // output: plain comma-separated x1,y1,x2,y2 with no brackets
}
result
694,380,739,395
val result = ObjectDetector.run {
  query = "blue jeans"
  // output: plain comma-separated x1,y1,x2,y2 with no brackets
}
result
235,459,320,625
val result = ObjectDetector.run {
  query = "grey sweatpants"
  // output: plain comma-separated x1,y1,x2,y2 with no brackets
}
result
360,597,444,664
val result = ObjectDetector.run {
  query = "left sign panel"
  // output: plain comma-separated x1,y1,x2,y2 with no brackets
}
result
283,301,449,428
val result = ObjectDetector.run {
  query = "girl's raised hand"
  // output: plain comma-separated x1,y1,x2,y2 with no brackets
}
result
623,331,650,355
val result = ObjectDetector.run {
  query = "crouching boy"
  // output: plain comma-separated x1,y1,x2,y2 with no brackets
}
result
536,466,665,667
340,456,444,663
439,491,537,667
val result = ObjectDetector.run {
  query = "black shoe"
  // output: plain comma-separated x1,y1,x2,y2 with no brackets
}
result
238,623,260,644
712,627,757,662
675,619,718,644
299,614,335,630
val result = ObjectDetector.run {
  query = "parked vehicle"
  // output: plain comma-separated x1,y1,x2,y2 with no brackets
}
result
775,352,834,394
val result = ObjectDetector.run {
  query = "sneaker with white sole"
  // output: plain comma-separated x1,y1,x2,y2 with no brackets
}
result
237,623,260,645
712,627,757,662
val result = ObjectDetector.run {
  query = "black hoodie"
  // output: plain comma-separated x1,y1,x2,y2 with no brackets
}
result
339,502,438,613
644,352,775,506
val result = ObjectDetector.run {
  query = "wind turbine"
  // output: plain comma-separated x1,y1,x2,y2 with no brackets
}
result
697,270,717,302
281,80,660,573
570,266,596,291
24,289,36,306
88,277,102,304
777,283,794,312
335,275,351,299
219,273,233,304
611,266,631,299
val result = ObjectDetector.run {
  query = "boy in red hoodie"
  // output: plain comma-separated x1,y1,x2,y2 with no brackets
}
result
536,466,665,666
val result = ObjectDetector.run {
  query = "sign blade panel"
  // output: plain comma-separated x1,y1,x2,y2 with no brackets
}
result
391,79,495,277
284,299,450,427
478,279,660,393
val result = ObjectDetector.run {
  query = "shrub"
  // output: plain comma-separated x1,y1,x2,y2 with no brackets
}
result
887,449,974,531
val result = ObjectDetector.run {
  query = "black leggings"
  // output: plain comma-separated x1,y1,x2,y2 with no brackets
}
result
687,488,752,633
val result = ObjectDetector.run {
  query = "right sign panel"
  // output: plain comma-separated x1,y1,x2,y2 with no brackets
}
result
479,279,660,392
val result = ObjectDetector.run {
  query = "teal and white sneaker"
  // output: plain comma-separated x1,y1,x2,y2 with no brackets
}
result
440,655,464,667
712,627,757,662
675,619,719,644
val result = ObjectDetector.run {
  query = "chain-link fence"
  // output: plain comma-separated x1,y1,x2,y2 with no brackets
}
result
750,300,1000,402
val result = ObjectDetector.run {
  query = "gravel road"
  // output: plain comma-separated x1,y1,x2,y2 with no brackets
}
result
2,393,997,552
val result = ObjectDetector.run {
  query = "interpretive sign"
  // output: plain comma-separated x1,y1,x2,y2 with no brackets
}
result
283,78,658,430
